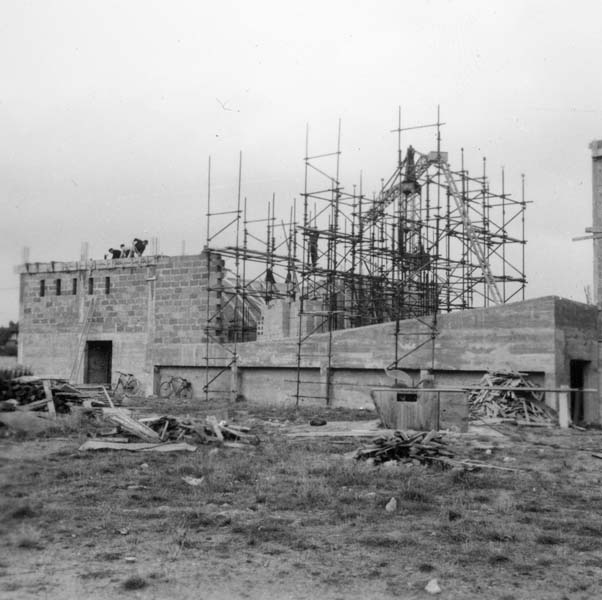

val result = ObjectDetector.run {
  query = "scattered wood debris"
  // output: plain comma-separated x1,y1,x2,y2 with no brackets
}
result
85,409,259,450
0,375,113,414
354,430,521,472
354,430,454,466
468,371,555,425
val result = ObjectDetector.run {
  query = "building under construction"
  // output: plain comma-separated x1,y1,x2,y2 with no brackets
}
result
15,117,600,428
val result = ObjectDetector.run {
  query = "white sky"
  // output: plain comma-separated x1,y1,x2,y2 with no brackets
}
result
1,0,600,323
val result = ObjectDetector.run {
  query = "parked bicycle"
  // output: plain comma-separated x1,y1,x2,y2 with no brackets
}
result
113,370,142,399
160,375,192,399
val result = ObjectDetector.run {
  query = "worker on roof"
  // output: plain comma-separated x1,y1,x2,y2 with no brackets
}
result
132,238,148,257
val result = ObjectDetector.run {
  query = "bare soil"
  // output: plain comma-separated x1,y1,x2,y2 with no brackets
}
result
1,399,602,599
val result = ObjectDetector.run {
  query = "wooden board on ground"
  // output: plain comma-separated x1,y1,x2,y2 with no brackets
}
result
79,440,197,452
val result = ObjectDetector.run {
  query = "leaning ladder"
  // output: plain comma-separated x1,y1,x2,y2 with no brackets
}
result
69,296,97,383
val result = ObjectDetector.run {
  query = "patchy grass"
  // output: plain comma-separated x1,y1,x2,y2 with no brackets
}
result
2,399,602,598
11,524,43,549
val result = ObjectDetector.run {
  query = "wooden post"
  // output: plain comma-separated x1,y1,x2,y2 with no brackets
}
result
558,386,570,429
42,380,56,418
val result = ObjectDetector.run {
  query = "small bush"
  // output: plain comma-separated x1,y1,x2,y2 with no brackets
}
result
122,575,147,591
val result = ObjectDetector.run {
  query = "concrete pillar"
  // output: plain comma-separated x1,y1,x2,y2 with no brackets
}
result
590,141,602,420
590,140,602,306
320,360,331,406
230,355,241,402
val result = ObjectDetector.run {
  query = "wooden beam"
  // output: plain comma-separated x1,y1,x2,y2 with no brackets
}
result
42,380,56,418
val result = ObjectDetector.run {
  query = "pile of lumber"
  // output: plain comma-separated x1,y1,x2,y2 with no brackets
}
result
0,376,112,414
468,371,555,424
91,409,257,449
354,430,454,466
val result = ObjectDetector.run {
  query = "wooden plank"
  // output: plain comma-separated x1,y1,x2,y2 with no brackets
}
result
103,410,161,443
102,386,114,409
20,398,52,411
79,440,196,452
42,380,56,417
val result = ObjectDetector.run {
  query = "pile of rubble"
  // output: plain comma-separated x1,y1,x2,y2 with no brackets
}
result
468,371,555,425
79,408,258,452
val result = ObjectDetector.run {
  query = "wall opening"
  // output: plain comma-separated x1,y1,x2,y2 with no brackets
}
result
39,280,45,297
56,279,61,296
105,276,110,294
88,277,94,295
72,278,77,295
85,341,112,384
570,360,588,423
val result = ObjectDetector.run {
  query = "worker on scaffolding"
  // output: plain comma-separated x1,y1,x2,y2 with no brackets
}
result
265,267,277,303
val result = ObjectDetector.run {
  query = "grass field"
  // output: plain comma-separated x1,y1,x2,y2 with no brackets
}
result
1,399,602,599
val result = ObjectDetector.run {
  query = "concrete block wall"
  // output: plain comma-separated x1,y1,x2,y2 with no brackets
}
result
18,252,223,389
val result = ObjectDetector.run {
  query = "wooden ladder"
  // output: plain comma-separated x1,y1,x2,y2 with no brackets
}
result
69,296,97,383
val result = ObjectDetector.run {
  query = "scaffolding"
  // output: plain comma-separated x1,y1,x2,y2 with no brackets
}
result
202,111,527,404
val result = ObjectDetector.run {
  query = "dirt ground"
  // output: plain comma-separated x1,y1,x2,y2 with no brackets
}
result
2,399,602,599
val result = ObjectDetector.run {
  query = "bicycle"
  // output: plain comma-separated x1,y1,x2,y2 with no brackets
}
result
113,370,142,399
159,375,192,399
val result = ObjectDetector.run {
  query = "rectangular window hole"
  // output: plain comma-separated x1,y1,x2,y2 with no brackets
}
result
56,279,61,296
396,392,418,403
88,277,94,295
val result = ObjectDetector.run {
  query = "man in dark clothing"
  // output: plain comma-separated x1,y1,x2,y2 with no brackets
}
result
120,244,130,258
265,267,276,302
308,231,319,267
108,248,121,259
132,238,148,257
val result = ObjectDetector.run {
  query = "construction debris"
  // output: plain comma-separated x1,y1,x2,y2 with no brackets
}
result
354,430,454,466
468,371,555,424
354,430,521,471
0,375,112,414
79,440,197,452
84,408,258,449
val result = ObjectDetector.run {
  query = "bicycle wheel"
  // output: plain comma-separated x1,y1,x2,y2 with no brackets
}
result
159,381,172,398
125,377,141,396
113,382,125,400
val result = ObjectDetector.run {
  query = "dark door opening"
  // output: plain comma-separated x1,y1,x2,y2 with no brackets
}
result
570,360,588,423
85,341,112,384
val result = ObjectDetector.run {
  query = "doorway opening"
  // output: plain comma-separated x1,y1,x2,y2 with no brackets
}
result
569,360,588,423
85,341,112,384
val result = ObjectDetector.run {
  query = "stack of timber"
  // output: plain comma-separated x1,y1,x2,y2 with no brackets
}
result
89,409,258,450
468,371,555,425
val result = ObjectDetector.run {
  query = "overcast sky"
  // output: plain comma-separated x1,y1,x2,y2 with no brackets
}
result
1,0,600,324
